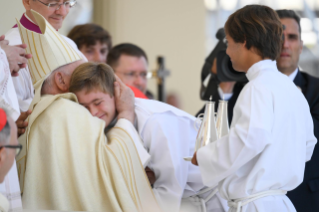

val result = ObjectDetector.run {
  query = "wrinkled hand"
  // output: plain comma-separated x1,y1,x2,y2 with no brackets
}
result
15,110,32,137
145,166,156,185
114,75,135,124
191,151,198,166
0,35,32,76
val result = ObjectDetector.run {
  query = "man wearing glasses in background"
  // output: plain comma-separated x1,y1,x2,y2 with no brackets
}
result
107,43,155,99
0,108,22,212
4,0,87,136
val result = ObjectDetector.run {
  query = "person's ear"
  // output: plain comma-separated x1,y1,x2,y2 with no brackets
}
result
54,72,68,92
0,147,7,167
22,0,32,10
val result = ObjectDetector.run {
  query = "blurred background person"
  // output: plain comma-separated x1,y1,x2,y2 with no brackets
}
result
0,108,22,212
68,23,112,63
107,43,155,99
276,9,319,212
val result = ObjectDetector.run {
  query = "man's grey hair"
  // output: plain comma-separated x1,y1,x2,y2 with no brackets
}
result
0,108,11,145
42,64,73,95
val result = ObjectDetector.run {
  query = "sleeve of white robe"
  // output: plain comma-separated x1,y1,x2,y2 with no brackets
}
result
197,84,274,187
141,113,191,212
0,47,20,121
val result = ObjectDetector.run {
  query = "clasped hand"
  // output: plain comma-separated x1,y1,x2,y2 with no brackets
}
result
0,35,32,76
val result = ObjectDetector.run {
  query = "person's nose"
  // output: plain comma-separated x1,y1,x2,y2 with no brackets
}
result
88,106,98,117
133,75,146,90
283,35,289,48
93,51,105,63
55,3,68,16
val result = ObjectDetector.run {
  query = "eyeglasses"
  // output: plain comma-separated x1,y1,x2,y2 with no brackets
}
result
37,0,77,11
0,144,23,157
118,72,151,79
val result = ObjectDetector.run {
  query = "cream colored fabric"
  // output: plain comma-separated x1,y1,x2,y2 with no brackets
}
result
16,10,82,86
0,193,9,212
17,93,161,212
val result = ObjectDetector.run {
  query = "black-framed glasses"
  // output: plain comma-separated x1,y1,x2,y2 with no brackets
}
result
0,144,23,157
37,0,77,11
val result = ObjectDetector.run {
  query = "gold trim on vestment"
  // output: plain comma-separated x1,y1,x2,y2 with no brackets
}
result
39,34,51,73
114,139,135,194
48,26,72,61
26,31,41,78
104,145,139,210
64,38,77,60
112,135,143,211
32,32,46,76
112,127,159,205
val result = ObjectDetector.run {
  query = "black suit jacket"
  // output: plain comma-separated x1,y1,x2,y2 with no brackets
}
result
287,70,319,212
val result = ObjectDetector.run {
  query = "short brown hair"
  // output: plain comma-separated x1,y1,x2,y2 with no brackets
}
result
67,24,112,50
276,10,301,34
69,62,115,96
225,5,283,60
107,43,148,69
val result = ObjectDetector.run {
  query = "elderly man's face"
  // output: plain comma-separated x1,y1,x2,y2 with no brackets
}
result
276,18,303,75
0,117,18,183
25,0,71,30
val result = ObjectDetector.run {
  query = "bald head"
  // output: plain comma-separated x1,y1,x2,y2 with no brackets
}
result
41,60,85,95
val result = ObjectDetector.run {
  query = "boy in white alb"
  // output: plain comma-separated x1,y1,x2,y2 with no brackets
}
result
191,5,317,212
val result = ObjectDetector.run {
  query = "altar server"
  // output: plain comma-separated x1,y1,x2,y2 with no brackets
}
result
192,5,316,212
4,0,86,113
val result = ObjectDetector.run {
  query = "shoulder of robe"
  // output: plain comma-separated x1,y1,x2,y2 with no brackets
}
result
61,35,78,48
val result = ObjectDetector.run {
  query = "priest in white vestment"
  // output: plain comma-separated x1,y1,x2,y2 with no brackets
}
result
4,0,86,112
15,10,161,212
69,63,228,212
192,5,317,212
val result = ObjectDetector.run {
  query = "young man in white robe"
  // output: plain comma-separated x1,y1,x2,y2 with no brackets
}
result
69,62,229,212
191,5,317,212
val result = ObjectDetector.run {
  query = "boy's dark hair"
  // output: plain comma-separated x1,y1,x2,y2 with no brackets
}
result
225,5,283,60
276,9,301,34
69,62,116,96
107,43,148,69
67,24,112,50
